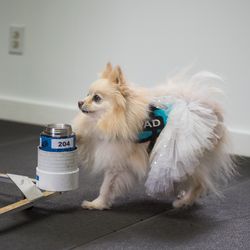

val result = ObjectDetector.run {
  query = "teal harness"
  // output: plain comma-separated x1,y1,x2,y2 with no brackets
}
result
137,104,172,152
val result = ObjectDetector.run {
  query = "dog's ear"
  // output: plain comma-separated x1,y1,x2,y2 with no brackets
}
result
100,62,113,78
110,65,126,86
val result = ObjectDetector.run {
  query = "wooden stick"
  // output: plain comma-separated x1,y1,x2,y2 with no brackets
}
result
0,191,57,215
0,172,60,216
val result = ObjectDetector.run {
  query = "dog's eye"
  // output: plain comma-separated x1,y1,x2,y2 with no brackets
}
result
93,94,102,103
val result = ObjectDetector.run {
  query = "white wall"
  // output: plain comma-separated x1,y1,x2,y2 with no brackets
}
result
0,0,250,156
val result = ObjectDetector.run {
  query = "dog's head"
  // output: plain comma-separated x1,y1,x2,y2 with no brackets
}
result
78,63,130,119
77,63,149,140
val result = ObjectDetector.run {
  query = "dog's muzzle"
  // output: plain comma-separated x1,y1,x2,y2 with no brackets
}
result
78,101,84,109
78,101,92,114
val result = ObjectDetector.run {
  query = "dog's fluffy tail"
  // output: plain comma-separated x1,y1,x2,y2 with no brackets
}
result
145,71,237,197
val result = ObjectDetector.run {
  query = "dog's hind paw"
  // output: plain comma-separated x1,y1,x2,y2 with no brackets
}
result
81,199,110,210
172,199,193,209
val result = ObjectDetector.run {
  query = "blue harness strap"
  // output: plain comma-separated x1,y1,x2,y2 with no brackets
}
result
137,104,172,151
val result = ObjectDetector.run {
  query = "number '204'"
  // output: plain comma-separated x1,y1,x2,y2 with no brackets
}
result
58,141,70,147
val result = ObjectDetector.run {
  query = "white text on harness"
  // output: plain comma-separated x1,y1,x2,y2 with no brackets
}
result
143,119,161,129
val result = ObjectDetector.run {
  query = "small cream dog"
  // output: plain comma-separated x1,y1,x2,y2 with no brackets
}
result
73,63,236,210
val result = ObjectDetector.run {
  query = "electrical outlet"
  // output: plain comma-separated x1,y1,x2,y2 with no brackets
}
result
9,26,25,55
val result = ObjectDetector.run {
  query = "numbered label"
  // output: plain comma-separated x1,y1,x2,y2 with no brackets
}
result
51,138,74,149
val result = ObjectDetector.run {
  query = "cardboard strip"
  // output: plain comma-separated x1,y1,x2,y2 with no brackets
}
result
7,174,43,201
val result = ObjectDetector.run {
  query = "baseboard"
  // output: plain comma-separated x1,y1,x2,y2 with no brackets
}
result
0,96,250,156
0,95,78,125
228,129,250,157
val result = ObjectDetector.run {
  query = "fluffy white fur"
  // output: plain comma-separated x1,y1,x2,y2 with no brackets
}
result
72,63,236,210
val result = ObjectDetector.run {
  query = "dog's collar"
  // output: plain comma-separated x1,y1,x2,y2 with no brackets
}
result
137,104,172,152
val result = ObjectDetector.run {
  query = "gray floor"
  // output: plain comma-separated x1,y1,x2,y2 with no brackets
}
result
0,120,249,250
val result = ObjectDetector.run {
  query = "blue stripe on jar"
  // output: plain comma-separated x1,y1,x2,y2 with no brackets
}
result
39,134,76,152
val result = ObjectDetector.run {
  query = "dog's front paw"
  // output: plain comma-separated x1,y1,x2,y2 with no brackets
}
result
81,198,110,210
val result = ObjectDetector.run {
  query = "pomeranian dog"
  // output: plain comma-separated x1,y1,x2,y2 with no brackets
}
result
73,63,236,210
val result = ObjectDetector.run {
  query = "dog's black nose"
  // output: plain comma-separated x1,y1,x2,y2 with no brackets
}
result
78,101,84,109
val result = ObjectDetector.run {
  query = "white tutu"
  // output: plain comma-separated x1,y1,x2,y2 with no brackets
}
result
145,94,221,196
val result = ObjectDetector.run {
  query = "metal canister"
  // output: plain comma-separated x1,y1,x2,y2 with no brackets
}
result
39,124,76,152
